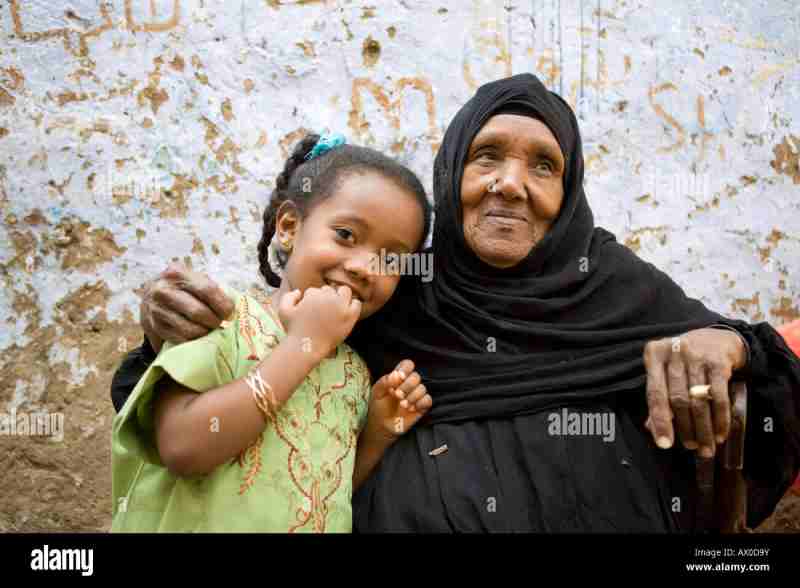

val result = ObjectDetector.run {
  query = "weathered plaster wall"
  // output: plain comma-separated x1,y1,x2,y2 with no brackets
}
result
0,0,798,531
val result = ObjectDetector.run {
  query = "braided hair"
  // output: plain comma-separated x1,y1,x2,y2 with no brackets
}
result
257,133,433,287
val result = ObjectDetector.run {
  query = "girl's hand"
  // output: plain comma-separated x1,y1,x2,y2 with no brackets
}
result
364,359,433,442
278,285,362,358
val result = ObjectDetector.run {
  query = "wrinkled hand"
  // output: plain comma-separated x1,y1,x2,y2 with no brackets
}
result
365,359,433,442
141,262,235,353
643,327,747,458
277,285,361,359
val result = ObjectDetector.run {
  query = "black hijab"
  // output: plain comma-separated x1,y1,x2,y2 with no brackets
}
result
350,73,736,424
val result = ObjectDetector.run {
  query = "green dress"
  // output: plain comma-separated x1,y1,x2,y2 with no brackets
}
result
111,287,372,532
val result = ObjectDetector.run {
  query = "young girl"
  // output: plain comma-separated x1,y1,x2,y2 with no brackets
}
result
111,132,433,532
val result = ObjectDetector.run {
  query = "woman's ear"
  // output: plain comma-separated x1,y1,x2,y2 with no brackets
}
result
275,201,301,249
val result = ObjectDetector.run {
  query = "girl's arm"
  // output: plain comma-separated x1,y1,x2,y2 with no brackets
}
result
352,360,433,491
154,333,325,477
155,285,362,477
353,432,395,492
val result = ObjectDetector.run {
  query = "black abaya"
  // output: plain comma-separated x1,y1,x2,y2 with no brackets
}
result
347,74,800,532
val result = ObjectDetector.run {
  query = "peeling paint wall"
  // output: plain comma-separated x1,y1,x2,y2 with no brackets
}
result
0,0,798,531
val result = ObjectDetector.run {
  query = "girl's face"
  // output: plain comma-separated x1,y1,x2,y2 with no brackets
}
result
275,171,425,319
460,114,565,268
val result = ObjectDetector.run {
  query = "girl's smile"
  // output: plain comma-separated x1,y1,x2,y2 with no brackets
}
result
274,170,426,319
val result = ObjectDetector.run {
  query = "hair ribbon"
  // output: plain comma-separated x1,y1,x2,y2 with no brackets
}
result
305,132,347,160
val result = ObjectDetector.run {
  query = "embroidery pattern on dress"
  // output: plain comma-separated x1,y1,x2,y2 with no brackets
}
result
232,294,276,493
229,292,369,530
247,288,281,350
236,432,264,495
272,380,357,533
238,295,267,361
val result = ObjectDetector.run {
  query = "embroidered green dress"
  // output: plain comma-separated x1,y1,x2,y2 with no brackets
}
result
111,287,372,533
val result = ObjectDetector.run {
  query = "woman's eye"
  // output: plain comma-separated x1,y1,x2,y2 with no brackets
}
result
334,228,355,242
533,160,554,175
474,149,497,164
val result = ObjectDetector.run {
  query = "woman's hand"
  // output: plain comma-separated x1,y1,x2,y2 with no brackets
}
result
277,285,362,359
364,359,433,442
141,262,235,353
643,327,748,458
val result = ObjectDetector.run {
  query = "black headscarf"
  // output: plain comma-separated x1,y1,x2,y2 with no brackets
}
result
349,73,766,426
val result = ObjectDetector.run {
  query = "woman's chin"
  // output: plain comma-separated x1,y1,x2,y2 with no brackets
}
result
473,247,530,268
467,237,536,268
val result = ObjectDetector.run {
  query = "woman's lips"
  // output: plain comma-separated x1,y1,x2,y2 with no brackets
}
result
485,210,528,222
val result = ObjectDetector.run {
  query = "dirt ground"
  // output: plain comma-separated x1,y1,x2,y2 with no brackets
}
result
0,317,798,533
756,489,800,532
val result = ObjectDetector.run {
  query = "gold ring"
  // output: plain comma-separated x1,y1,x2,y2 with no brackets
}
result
689,384,712,400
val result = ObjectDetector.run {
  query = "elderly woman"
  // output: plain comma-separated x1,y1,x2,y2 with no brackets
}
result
111,74,800,532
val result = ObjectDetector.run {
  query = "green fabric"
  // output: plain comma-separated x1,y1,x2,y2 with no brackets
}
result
111,287,372,532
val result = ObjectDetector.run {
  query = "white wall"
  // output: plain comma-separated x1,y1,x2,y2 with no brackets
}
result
0,0,797,529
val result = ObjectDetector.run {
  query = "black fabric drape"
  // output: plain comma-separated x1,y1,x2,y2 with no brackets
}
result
110,337,156,413
348,73,800,530
351,73,760,424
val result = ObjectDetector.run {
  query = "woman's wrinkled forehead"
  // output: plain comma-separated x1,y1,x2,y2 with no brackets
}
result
487,102,569,163
431,73,581,204
470,115,563,166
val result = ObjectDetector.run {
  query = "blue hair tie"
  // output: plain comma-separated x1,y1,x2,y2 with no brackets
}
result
305,132,346,161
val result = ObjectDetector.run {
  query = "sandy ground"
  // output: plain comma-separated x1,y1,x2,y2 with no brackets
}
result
0,312,797,532
756,489,800,532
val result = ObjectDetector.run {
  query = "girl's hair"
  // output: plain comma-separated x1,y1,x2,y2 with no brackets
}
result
257,133,433,287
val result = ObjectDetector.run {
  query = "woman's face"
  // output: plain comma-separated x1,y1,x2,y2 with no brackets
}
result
460,114,565,268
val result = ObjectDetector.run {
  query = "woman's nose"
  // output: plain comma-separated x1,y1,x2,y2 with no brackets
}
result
494,161,528,201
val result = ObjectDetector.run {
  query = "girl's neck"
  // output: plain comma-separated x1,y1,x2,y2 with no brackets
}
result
266,279,295,331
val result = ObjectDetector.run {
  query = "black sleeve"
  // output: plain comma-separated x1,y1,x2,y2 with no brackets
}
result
715,319,800,528
110,338,157,413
